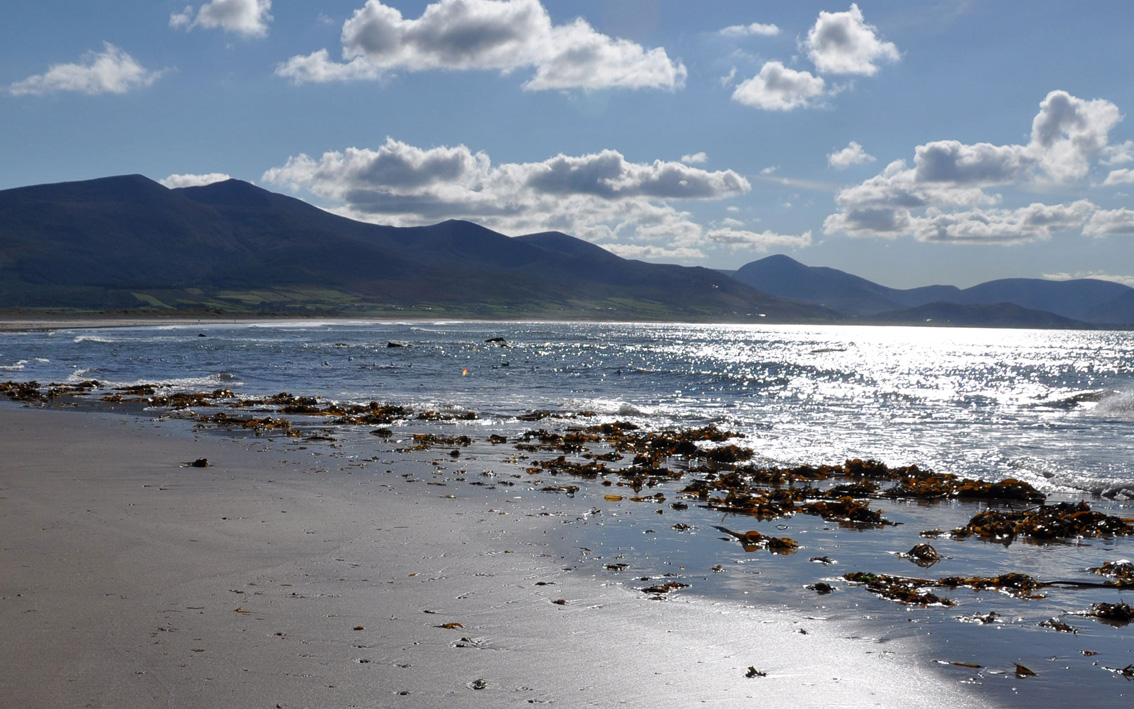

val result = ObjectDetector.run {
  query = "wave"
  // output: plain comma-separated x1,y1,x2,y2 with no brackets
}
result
565,398,655,418
1092,390,1134,418
73,335,115,344
0,357,49,371
108,372,243,391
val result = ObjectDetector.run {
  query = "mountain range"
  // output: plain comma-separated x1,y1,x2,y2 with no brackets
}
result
726,254,1134,327
0,174,1131,328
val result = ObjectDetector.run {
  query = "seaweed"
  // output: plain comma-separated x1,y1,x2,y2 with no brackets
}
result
951,502,1134,544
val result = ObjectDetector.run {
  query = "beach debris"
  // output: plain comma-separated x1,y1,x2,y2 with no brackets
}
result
884,472,1043,504
935,660,982,669
808,582,834,595
1089,560,1134,586
900,543,941,567
958,611,1002,624
436,622,464,629
184,458,210,468
604,563,629,572
810,556,835,565
1038,617,1077,633
842,572,955,607
951,502,1134,544
745,667,767,678
641,581,690,597
1097,663,1134,679
1015,664,1037,678
399,433,472,452
713,526,798,554
1087,602,1134,625
467,678,488,690
845,571,1053,605
937,573,1045,599
552,599,568,605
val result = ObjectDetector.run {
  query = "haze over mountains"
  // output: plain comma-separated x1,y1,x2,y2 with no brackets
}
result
1,175,1131,328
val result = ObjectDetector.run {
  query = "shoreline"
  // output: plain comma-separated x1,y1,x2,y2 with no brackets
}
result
0,404,990,707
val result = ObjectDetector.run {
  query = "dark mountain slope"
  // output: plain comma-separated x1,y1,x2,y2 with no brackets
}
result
0,175,832,321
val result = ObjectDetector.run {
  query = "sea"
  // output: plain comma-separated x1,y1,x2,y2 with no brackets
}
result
3,320,1134,704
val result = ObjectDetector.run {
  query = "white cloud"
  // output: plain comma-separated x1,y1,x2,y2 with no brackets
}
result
160,172,233,188
719,22,780,38
1043,270,1134,287
910,201,1095,244
263,138,756,260
680,152,708,165
732,61,826,111
805,3,899,76
603,243,706,261
825,90,1124,243
1083,208,1134,237
1102,140,1134,166
705,227,812,251
719,66,737,87
7,43,163,96
171,0,273,38
827,141,876,169
1103,169,1134,186
1029,90,1121,183
277,0,685,91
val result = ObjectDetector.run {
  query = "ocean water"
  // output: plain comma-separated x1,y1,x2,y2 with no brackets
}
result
4,320,1134,497
5,320,1134,703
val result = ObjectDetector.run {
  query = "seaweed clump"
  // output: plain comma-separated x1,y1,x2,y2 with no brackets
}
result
951,502,1134,544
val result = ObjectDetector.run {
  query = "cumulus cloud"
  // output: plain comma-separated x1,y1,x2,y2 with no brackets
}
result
171,0,273,38
277,0,685,91
910,201,1095,244
7,43,163,96
731,5,894,112
1102,140,1134,166
263,137,755,259
732,61,826,111
680,152,708,165
705,227,812,250
719,22,780,38
805,3,899,76
160,172,233,188
828,141,876,169
603,243,706,261
1083,208,1134,237
824,91,1125,243
1103,169,1134,186
1044,270,1134,287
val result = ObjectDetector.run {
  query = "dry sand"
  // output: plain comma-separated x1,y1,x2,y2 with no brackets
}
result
0,405,989,708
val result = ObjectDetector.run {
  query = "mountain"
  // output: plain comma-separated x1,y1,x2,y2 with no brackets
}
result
867,302,1090,329
0,175,833,322
732,254,1134,327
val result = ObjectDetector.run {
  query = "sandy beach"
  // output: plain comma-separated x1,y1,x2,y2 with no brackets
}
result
0,404,991,708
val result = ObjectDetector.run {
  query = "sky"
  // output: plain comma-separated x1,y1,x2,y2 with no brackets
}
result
4,1,1134,289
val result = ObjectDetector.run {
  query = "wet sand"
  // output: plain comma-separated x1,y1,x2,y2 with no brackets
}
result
0,405,995,707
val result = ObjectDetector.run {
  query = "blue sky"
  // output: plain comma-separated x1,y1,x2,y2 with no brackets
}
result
4,1,1134,289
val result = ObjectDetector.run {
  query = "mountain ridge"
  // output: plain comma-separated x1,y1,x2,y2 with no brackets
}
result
0,175,830,322
730,254,1133,327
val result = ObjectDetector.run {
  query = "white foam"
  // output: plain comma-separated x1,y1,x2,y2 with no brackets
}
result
1092,390,1134,418
0,357,49,371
